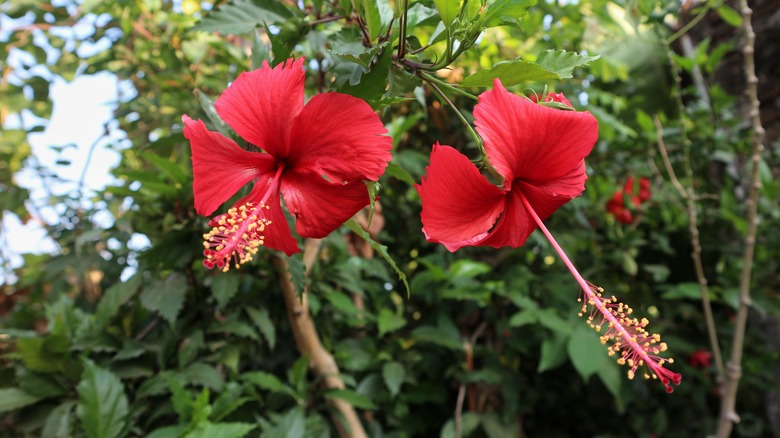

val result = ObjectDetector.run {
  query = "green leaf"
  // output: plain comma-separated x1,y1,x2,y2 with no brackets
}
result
146,426,184,438
251,29,271,69
180,363,225,391
245,307,276,349
621,251,638,276
210,274,241,309
186,423,257,438
42,400,76,438
433,0,460,27
0,388,43,413
140,273,188,326
324,389,377,410
482,0,537,27
16,336,67,373
536,309,572,335
338,45,392,104
481,412,520,438
141,151,188,186
18,370,67,398
193,0,293,34
95,275,142,327
508,311,537,327
196,90,232,138
377,308,406,337
567,325,607,380
461,59,559,87
263,407,305,438
535,49,600,79
382,361,405,396
242,371,297,398
440,413,480,438
538,333,568,372
287,254,306,296
384,162,416,186
167,377,192,421
76,359,129,438
361,0,382,41
598,362,622,399
288,355,310,393
412,326,463,350
345,218,410,296
716,5,742,27
324,290,359,315
662,282,701,300
449,259,491,278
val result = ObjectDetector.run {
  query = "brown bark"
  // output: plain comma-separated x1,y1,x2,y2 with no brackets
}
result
274,239,367,438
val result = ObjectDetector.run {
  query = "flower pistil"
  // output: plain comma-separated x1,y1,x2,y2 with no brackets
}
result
202,202,271,272
202,165,285,272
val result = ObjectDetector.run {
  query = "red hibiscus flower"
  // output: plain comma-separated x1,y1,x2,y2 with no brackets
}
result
606,177,651,224
606,190,641,224
416,80,598,251
183,58,392,270
416,82,681,392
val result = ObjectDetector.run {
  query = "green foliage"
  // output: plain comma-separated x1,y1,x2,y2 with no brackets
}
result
76,359,129,438
1,0,778,436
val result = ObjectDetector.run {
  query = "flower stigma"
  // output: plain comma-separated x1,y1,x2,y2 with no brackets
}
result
202,202,271,272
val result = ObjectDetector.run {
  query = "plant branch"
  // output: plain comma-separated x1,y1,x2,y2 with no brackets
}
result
397,0,409,60
716,0,765,435
654,115,724,383
666,0,713,44
421,73,484,155
274,239,367,438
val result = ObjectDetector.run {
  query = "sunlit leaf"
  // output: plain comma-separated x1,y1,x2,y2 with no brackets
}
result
461,59,559,87
535,49,600,79
193,0,294,34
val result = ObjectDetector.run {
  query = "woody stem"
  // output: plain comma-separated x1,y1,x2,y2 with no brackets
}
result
274,239,367,438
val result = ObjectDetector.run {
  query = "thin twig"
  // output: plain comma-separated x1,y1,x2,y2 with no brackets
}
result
274,240,367,438
454,322,488,438
715,0,765,434
454,381,466,438
654,115,725,384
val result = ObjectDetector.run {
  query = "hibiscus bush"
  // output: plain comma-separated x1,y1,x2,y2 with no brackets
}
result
2,0,779,437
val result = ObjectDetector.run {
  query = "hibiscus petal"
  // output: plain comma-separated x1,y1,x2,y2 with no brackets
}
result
415,144,506,252
281,170,371,238
474,79,598,183
215,58,305,159
237,178,300,256
473,189,536,248
287,92,392,182
183,115,275,216
514,161,588,223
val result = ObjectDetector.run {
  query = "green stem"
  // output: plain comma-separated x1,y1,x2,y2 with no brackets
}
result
666,0,715,44
422,73,484,155
419,71,478,100
397,0,409,60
